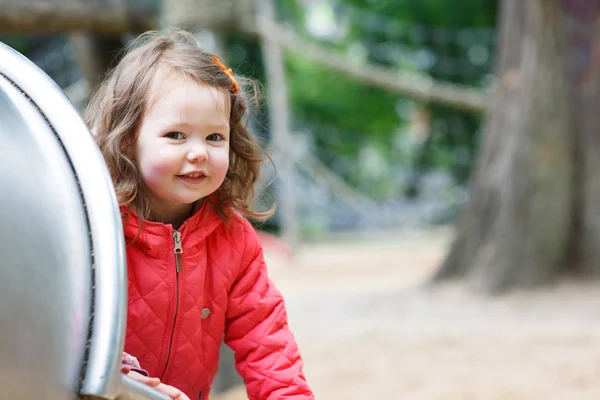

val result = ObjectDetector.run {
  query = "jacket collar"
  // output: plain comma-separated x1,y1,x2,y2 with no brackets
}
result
121,200,223,256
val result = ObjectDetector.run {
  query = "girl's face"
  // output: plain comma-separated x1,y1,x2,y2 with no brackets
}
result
136,73,230,223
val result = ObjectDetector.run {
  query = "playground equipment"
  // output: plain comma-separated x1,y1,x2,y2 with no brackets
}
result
0,42,167,400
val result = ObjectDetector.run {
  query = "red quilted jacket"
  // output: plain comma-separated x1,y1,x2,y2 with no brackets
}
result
122,202,313,400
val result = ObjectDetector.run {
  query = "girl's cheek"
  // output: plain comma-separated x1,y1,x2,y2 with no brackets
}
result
143,168,164,187
141,156,174,184
216,146,230,164
215,153,230,175
149,159,172,175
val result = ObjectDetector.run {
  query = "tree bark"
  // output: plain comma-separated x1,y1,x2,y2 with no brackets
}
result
0,0,156,35
564,1,600,275
434,0,575,293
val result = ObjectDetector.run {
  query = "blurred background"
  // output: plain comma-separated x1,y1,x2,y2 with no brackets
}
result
3,0,600,398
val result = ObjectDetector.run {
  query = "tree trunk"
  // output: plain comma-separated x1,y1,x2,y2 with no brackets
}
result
434,0,577,293
565,1,600,275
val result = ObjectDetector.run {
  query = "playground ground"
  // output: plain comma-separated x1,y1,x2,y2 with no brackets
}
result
212,227,600,400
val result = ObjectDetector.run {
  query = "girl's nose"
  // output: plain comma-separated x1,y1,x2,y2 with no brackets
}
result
187,144,208,163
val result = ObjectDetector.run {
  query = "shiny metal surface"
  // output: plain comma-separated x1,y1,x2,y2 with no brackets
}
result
0,42,126,398
0,41,169,400
0,73,90,399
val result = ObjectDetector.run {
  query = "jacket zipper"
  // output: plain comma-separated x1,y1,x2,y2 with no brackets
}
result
160,229,183,379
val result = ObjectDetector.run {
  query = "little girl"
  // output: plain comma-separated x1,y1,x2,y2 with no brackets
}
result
85,30,314,400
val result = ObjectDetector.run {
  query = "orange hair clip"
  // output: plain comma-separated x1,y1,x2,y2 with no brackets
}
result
212,55,239,93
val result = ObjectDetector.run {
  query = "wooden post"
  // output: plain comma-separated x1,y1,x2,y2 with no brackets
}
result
255,0,299,249
68,34,123,94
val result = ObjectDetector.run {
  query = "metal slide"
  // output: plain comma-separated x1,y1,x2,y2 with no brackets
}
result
0,41,168,400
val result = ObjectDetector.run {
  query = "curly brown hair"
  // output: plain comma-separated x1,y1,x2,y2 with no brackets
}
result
85,29,274,221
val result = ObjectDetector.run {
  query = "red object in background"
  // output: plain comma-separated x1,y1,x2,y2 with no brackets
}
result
256,230,294,258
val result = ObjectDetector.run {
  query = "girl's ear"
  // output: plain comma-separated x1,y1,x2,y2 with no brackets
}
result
91,127,98,138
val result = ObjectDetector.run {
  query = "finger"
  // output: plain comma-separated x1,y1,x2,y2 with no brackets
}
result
180,392,191,400
120,365,132,374
140,376,161,387
156,383,183,399
127,371,161,387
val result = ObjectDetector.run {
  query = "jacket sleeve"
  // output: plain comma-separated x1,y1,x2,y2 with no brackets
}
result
224,219,314,400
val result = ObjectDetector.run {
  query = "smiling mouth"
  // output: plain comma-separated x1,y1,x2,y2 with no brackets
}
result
182,172,205,178
177,173,206,184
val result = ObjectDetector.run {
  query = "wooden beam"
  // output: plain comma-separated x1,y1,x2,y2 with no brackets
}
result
0,0,157,35
254,17,491,113
7,0,490,114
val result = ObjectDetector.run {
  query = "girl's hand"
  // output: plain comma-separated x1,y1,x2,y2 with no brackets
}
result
126,370,191,400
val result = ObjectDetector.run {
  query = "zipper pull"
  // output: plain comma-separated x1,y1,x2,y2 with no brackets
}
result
173,230,183,272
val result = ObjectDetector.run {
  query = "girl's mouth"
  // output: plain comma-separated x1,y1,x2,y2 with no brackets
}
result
177,174,206,184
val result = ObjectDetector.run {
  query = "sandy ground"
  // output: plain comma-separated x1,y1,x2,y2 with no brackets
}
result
212,228,600,400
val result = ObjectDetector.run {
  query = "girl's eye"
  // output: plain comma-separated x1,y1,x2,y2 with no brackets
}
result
166,132,184,140
207,133,224,142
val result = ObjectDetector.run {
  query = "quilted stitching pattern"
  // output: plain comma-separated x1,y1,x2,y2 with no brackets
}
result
121,206,314,400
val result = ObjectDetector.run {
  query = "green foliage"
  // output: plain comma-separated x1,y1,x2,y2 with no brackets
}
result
0,34,35,54
344,0,496,27
286,53,400,143
276,0,498,199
